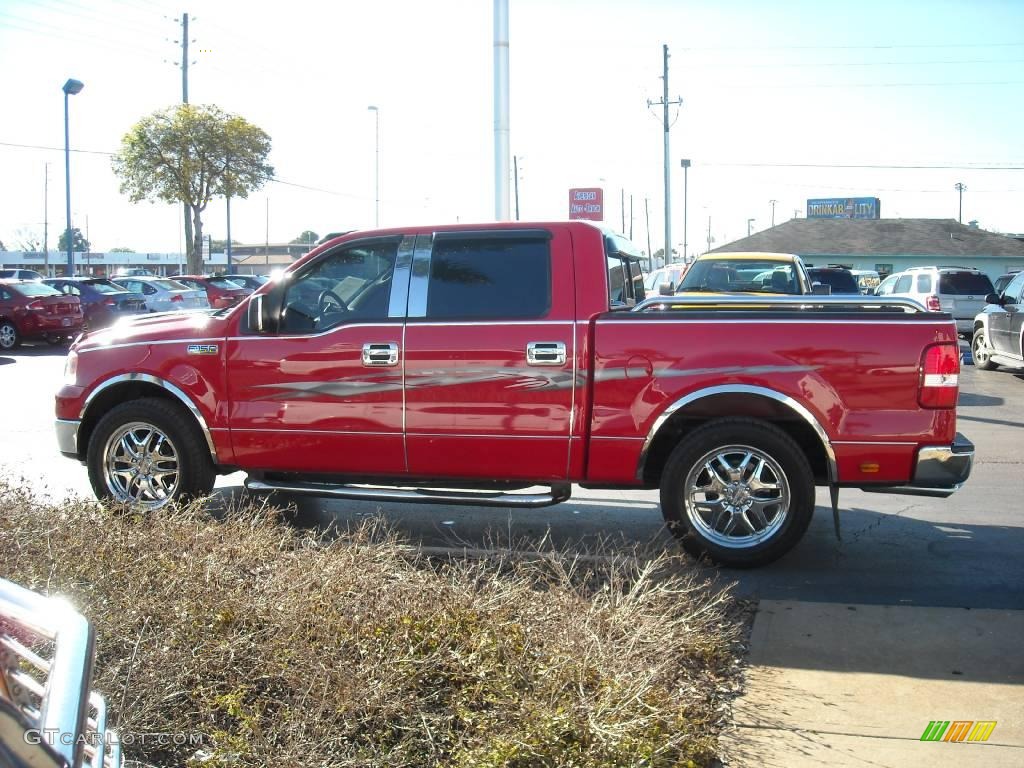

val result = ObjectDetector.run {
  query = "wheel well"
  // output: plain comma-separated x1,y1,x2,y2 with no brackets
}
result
77,382,186,460
641,393,831,486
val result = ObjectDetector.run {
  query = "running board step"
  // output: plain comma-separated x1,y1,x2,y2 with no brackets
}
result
245,478,572,508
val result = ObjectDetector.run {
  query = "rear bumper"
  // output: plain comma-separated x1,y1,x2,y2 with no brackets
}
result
55,418,81,459
860,432,974,498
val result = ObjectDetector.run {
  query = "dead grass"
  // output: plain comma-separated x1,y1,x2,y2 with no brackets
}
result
0,479,742,767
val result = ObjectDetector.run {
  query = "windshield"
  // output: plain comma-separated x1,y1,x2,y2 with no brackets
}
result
86,280,128,294
939,272,994,295
208,277,244,290
12,282,62,297
152,279,190,291
679,259,801,294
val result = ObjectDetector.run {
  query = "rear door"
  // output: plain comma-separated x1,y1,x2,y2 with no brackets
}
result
938,270,994,324
402,229,576,481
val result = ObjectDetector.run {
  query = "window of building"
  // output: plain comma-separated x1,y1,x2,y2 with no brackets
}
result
425,237,551,320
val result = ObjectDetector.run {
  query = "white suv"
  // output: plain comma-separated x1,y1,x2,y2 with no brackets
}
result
885,266,995,336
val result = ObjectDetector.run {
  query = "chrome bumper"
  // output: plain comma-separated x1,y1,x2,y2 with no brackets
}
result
56,418,81,458
861,432,974,498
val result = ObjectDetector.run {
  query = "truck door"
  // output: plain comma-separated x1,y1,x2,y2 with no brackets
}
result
224,236,412,476
402,228,576,481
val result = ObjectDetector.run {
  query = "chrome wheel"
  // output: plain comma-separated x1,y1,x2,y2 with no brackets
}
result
102,421,180,509
0,323,17,350
972,330,992,366
684,444,790,549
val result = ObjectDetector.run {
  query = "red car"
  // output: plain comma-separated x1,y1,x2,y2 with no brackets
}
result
55,222,972,566
0,280,83,349
173,275,250,309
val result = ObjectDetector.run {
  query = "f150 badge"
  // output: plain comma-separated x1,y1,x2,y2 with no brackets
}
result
187,344,219,355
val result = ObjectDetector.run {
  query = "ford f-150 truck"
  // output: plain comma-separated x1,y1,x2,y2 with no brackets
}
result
55,222,973,566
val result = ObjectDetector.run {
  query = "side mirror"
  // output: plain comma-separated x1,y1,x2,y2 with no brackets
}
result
984,292,1003,306
247,291,280,333
811,283,832,296
658,282,674,296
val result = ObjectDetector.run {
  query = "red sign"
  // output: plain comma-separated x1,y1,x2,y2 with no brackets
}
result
569,187,604,221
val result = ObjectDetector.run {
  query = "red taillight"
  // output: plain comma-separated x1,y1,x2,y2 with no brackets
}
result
171,294,183,303
103,297,116,306
26,300,45,311
919,343,959,408
925,295,941,311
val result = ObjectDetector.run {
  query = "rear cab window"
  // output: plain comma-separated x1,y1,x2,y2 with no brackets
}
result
939,271,994,295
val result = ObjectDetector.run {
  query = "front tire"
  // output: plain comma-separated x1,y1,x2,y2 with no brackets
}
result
87,397,215,510
0,321,20,350
971,328,998,370
660,419,815,568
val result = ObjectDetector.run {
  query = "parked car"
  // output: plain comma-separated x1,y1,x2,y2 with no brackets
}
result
644,265,687,294
885,266,995,336
173,275,250,308
972,270,1024,370
807,266,860,295
113,267,155,278
219,273,271,291
43,277,147,330
0,279,83,348
850,269,881,295
0,268,44,281
993,270,1021,295
111,277,209,312
56,221,972,568
676,252,813,295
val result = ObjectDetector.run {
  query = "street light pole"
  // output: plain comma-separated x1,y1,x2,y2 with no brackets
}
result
62,78,83,276
368,106,380,227
680,159,690,262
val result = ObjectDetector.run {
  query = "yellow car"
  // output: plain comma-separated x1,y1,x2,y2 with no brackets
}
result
675,252,814,296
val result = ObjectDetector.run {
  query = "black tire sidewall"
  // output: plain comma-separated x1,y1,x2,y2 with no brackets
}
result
972,329,997,370
87,398,215,507
660,419,815,567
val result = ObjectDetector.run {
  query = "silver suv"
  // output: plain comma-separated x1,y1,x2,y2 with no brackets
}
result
885,266,994,336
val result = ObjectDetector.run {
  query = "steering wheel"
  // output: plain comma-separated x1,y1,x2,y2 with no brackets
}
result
317,289,348,314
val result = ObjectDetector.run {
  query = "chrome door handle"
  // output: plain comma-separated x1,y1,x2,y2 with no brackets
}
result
362,342,400,366
526,341,566,366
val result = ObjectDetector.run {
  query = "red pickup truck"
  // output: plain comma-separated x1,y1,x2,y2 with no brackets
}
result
55,222,973,566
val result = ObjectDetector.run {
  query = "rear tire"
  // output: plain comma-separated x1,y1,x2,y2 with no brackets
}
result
87,397,216,510
660,418,815,568
971,328,998,370
0,321,20,350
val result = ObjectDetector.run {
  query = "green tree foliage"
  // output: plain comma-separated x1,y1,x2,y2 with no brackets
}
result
290,230,319,246
210,239,241,253
112,104,273,274
58,228,90,252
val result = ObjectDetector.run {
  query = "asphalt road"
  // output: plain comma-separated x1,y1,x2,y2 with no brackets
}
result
2,339,1021,610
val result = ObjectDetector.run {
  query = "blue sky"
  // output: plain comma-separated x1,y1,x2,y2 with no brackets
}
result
1,0,1022,254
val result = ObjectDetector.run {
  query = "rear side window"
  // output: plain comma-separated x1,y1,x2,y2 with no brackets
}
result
916,274,933,293
939,272,994,295
88,280,123,294
426,237,551,320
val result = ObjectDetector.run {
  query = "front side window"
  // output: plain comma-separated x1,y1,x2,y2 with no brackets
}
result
1003,272,1024,304
894,275,912,293
425,237,551,320
281,241,398,333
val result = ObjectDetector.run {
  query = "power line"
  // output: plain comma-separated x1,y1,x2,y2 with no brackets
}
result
702,161,1024,170
699,79,1024,89
682,41,1024,52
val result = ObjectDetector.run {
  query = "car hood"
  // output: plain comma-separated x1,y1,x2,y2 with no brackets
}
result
74,309,229,350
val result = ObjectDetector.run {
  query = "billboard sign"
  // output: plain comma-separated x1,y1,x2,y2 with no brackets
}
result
569,188,604,221
807,197,881,219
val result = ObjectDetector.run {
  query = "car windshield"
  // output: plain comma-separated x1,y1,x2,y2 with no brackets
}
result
12,282,62,297
810,270,859,293
85,280,126,294
152,279,189,291
209,277,243,289
679,259,800,294
938,272,994,295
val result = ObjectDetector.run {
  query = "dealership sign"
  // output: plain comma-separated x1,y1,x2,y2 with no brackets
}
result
807,197,881,219
569,188,604,221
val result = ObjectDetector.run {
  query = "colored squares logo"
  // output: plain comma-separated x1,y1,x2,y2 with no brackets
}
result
920,720,997,743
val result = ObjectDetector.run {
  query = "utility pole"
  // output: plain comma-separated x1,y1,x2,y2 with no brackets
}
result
629,194,634,240
793,208,800,219
180,13,194,268
706,215,712,254
680,159,690,262
265,197,269,266
648,44,682,263
513,155,520,220
644,197,652,268
493,0,510,220
43,163,49,276
769,199,778,227
747,218,755,237
955,182,966,223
